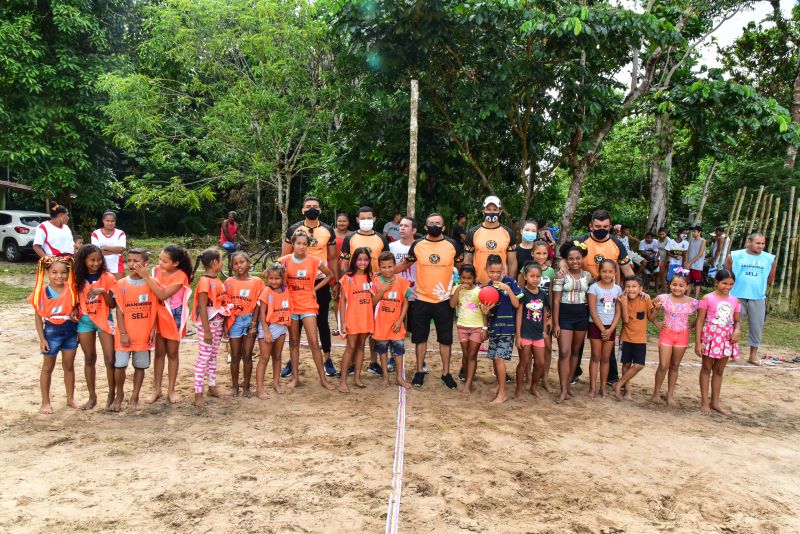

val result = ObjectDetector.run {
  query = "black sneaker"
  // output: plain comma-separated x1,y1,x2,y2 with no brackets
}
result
412,372,425,388
458,368,466,382
441,373,457,390
367,362,383,377
506,373,513,383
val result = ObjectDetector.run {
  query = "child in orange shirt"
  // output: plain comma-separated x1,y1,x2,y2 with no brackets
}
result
29,256,79,414
372,251,412,388
280,231,335,390
256,263,292,399
338,247,374,392
74,245,116,410
111,249,160,412
192,248,229,407
137,243,193,404
614,276,655,401
224,251,265,397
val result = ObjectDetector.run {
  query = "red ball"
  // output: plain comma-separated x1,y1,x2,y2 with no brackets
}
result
478,285,500,305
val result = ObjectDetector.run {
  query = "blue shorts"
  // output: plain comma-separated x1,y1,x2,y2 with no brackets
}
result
264,323,288,340
76,314,101,334
43,321,79,356
291,313,315,321
221,241,237,252
228,313,256,339
374,339,405,356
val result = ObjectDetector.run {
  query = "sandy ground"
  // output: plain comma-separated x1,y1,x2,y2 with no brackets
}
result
1,299,800,533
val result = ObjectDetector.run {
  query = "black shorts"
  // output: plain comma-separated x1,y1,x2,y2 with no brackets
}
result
558,303,589,331
411,300,454,345
621,341,647,366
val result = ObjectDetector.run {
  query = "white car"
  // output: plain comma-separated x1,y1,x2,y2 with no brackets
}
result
0,210,51,262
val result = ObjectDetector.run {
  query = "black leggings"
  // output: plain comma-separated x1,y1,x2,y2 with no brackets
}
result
316,285,332,354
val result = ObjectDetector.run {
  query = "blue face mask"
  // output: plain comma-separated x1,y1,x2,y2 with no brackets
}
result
522,231,537,243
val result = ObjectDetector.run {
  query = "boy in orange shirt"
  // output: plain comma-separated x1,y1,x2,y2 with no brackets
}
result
614,275,655,401
372,252,412,388
111,249,159,412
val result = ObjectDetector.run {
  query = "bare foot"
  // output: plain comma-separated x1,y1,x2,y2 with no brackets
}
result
587,390,595,400
613,383,623,401
128,398,142,411
144,390,162,404
568,387,575,398
598,390,606,399
650,394,662,405
193,394,205,408
529,386,542,399
396,379,411,389
555,391,568,404
382,379,390,388
168,391,181,404
81,396,97,410
321,379,336,391
747,359,762,366
208,386,221,398
339,384,350,394
712,403,731,416
67,399,81,410
666,396,676,407
40,403,54,415
285,380,299,390
273,383,285,394
353,381,367,389
624,391,633,401
489,393,507,405
701,402,712,416
242,386,252,398
541,380,552,393
230,386,240,398
256,388,270,400
109,398,123,412
513,388,527,401
461,386,472,397
105,392,115,411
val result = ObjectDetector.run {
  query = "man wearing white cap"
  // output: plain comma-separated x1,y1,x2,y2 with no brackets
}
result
463,196,517,285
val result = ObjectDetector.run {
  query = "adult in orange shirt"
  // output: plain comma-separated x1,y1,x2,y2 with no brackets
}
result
395,213,463,389
281,196,340,378
464,196,517,284
111,249,159,412
280,231,336,390
372,251,412,389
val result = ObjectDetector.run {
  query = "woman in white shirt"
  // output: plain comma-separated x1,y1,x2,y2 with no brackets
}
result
91,211,127,279
33,202,75,257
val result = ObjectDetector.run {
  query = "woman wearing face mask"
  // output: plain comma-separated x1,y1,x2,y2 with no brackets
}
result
515,220,539,280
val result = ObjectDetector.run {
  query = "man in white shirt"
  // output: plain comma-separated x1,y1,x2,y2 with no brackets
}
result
33,202,75,257
389,216,418,372
383,212,402,242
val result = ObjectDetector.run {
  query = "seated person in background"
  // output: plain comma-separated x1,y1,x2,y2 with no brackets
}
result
220,211,245,252
638,232,659,275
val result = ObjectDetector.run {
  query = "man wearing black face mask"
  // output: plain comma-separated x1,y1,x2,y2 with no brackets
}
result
463,196,517,284
281,196,339,378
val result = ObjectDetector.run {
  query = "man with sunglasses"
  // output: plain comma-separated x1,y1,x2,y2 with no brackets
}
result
280,196,339,378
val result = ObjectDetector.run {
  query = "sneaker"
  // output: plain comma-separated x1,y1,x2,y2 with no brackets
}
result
458,368,466,382
348,365,355,376
368,362,383,376
387,356,396,373
570,377,579,385
422,360,430,374
280,360,292,378
506,373,513,383
412,372,425,388
606,379,618,387
324,358,337,377
441,373,458,390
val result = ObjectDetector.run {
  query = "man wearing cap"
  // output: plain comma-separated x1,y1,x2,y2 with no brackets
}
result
463,196,517,284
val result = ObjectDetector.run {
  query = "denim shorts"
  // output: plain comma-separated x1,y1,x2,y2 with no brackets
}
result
42,321,79,356
374,339,405,356
291,313,316,321
228,313,256,339
171,306,182,329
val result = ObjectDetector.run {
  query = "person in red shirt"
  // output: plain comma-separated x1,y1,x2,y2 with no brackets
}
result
280,231,336,390
74,245,116,410
256,264,292,399
220,211,244,252
29,255,79,414
338,248,375,392
372,252,412,389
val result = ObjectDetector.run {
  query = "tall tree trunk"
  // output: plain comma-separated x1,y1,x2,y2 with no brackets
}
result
785,56,800,169
255,172,261,241
646,114,675,232
559,161,590,245
693,158,717,225
281,169,292,238
407,79,419,219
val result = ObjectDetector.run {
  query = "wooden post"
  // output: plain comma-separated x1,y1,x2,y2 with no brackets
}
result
693,159,717,225
769,210,787,300
407,79,419,220
778,186,796,299
783,199,800,304
745,185,765,242
768,196,781,252
725,188,747,261
760,193,773,234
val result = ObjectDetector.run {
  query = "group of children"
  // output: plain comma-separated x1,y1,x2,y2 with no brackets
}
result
31,231,742,416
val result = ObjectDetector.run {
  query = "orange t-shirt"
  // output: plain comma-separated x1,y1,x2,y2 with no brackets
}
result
192,275,228,322
112,277,159,351
406,237,462,303
340,273,374,334
28,284,77,325
465,224,516,284
153,267,190,340
78,272,116,333
371,275,411,341
259,286,292,326
340,231,390,273
225,277,266,317
620,296,654,344
280,254,323,314
576,234,632,279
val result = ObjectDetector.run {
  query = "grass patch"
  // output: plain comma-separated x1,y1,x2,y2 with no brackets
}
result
0,282,31,304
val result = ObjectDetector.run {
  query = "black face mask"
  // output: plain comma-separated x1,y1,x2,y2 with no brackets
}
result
484,212,499,223
427,226,443,237
592,228,610,240
304,207,320,220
